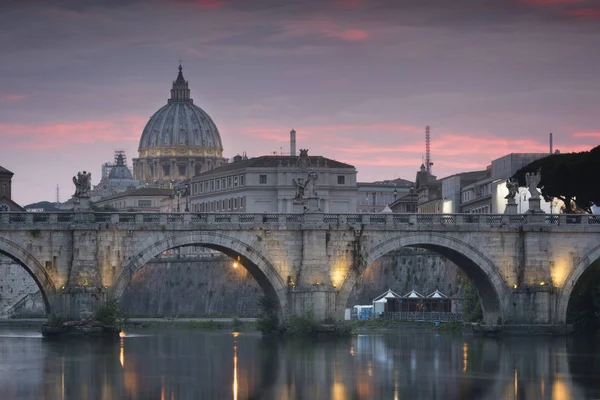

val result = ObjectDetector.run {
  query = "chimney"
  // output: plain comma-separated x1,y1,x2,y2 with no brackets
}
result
549,132,553,154
290,129,296,156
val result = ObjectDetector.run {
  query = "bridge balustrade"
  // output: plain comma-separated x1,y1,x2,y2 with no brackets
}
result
262,214,279,223
393,214,410,223
214,214,231,223
2,212,599,228
166,214,184,224
238,214,256,223
286,214,304,223
32,213,50,223
323,214,339,224
94,213,112,223
191,213,207,223
143,214,161,224
346,214,362,224
56,213,75,223
9,213,26,223
369,215,387,224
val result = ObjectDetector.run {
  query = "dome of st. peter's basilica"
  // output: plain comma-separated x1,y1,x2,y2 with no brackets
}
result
132,65,225,183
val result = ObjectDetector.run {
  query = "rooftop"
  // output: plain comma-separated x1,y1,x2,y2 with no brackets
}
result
194,155,355,177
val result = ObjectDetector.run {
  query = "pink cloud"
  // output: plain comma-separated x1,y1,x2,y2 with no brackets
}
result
332,29,368,41
334,0,364,7
573,131,600,138
171,0,224,9
1,93,25,102
566,8,600,18
276,19,368,42
0,116,146,149
522,0,581,6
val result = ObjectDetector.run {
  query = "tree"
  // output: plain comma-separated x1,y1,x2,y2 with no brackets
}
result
511,145,600,213
462,280,483,323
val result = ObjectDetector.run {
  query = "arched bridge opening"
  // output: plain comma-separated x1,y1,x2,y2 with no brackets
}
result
0,237,56,315
112,232,287,317
340,234,507,325
559,244,600,332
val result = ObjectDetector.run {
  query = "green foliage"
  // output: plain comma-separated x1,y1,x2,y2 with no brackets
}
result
23,201,59,211
185,320,217,330
287,311,317,336
46,313,65,327
95,298,126,329
256,296,279,335
462,280,483,323
232,317,243,331
512,145,600,213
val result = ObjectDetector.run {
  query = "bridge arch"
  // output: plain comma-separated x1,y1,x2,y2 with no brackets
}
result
556,243,600,324
112,231,288,313
338,233,508,324
0,237,56,314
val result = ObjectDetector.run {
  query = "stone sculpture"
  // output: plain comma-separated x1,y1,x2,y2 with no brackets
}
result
292,172,318,202
505,178,519,201
525,169,542,199
73,171,92,197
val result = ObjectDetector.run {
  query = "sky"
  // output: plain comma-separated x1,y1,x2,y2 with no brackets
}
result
1,0,599,206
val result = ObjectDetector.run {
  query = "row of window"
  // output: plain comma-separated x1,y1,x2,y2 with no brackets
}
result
193,197,246,212
463,205,491,214
193,174,246,194
192,174,347,194
461,183,491,203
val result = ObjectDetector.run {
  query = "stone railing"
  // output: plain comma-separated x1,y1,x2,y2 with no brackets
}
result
1,212,599,228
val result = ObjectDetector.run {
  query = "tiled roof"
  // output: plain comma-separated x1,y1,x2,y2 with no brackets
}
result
0,165,14,175
195,155,355,177
95,187,172,202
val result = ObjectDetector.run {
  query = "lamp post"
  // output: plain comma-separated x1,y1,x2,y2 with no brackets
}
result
393,188,398,201
184,183,190,212
175,189,181,212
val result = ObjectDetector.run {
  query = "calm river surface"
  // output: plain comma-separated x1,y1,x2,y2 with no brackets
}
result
1,327,600,400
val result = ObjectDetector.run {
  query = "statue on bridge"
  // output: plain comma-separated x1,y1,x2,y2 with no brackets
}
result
292,172,318,203
505,178,519,202
525,169,542,199
73,171,92,198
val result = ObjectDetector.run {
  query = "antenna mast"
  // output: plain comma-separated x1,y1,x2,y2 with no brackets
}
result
425,126,432,173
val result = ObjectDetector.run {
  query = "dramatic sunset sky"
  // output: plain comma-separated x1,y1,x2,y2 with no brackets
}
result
1,0,599,205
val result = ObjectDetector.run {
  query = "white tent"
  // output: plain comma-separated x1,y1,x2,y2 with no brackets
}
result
380,205,393,213
372,289,402,315
426,289,448,298
403,289,424,298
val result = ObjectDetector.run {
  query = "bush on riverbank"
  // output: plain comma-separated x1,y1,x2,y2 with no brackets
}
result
95,298,127,330
256,296,279,335
347,319,464,332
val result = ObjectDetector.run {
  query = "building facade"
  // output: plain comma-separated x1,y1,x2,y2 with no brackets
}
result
188,151,358,213
0,166,24,212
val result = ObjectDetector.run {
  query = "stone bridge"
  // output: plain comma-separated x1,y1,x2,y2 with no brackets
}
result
1,211,599,330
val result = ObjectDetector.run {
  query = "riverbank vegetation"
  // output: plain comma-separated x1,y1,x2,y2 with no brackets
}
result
462,281,483,323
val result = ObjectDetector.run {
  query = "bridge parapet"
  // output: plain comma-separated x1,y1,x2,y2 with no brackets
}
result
1,212,599,230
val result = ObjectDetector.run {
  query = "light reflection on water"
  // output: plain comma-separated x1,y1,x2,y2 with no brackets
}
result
0,327,599,399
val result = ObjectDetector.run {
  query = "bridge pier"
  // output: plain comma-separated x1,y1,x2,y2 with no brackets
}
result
288,285,337,321
51,287,107,320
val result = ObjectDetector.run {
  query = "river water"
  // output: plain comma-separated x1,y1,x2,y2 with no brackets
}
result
0,327,599,400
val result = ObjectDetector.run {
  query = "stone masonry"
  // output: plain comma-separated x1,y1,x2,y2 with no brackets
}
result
0,211,599,331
